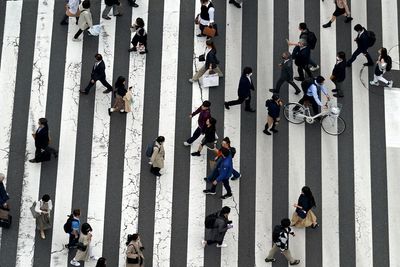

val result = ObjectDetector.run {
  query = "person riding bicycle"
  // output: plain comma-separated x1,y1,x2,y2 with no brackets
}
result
299,75,330,115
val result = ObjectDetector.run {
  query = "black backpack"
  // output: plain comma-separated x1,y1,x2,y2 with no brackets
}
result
301,78,315,94
386,56,392,71
272,225,282,243
306,31,317,50
145,141,156,158
63,215,77,233
204,212,219,229
366,30,376,47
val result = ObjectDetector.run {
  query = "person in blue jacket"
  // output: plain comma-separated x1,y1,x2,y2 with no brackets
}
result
224,66,256,112
203,147,233,199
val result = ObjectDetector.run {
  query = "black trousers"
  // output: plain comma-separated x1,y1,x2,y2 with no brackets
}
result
226,95,251,109
131,34,147,48
74,29,84,39
297,65,312,80
84,78,113,93
150,166,161,175
347,47,373,65
210,179,232,195
187,127,202,144
275,78,301,94
299,95,319,115
206,240,223,245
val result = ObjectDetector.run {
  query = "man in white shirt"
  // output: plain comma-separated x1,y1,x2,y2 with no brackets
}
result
299,76,330,115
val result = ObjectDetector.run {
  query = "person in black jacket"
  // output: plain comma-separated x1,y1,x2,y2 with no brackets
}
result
346,24,374,67
191,117,217,156
81,54,114,94
0,173,9,210
224,66,256,112
292,40,312,82
269,51,301,94
101,0,121,20
29,118,58,163
190,40,223,82
330,51,346,97
128,17,148,54
264,94,283,135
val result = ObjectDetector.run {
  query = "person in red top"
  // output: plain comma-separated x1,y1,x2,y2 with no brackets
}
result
184,101,211,146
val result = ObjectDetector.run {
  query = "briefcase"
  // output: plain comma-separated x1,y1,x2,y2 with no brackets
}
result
0,208,12,228
202,25,217,38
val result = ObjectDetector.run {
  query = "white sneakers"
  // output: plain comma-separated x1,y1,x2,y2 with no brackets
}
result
309,65,320,72
369,81,379,86
369,80,394,88
70,259,80,266
183,141,191,146
216,243,228,248
201,240,207,248
201,240,227,248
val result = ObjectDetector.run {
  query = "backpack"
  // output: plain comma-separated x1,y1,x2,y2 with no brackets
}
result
306,31,317,50
301,78,315,94
63,215,77,233
366,30,376,47
145,141,156,158
272,225,282,243
204,212,219,229
386,56,392,71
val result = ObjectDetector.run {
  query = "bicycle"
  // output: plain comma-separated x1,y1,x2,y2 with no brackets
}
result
283,100,346,135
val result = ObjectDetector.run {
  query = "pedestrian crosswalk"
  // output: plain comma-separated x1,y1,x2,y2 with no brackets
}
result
0,0,400,266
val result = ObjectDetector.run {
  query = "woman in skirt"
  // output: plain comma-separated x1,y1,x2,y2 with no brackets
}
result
109,76,128,115
291,186,319,229
35,194,53,239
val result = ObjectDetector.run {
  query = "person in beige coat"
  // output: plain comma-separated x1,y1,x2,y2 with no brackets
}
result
126,234,144,267
149,136,165,177
70,223,94,266
73,0,93,41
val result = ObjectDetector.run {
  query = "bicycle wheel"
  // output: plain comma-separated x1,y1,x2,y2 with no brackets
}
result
321,115,346,135
284,103,306,124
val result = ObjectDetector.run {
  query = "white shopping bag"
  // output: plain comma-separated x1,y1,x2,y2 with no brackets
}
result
200,72,219,87
88,25,102,36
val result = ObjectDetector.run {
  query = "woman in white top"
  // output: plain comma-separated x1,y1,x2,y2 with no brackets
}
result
34,194,53,239
197,0,216,37
370,47,393,88
73,0,93,41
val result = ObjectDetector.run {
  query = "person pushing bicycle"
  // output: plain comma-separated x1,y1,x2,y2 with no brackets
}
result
299,75,330,115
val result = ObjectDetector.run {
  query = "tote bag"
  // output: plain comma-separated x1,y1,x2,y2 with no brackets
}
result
200,72,219,88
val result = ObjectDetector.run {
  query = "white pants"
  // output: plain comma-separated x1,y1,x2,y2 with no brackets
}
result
373,73,389,84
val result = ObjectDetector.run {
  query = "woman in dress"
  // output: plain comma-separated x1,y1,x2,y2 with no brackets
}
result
109,76,128,115
126,233,144,267
191,117,217,156
291,186,319,229
35,194,53,239
70,223,93,266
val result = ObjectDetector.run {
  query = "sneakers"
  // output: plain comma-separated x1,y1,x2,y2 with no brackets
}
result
188,79,194,83
386,81,393,88
203,189,216,195
191,151,201,156
216,243,228,248
220,193,232,199
309,65,320,72
290,260,300,265
201,240,207,248
70,259,81,266
183,141,191,146
265,258,276,263
369,81,379,86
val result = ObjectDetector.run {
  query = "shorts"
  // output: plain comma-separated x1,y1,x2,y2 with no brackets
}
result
333,6,346,17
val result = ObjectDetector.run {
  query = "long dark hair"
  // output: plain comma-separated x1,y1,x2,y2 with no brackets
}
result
81,223,92,235
115,76,126,88
380,47,389,62
302,186,316,207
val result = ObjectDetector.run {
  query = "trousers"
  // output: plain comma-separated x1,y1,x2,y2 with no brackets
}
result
347,47,373,65
266,244,295,263
84,78,113,93
274,78,301,94
226,95,251,110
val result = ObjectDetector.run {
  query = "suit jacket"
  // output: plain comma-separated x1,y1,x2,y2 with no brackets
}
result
205,48,219,70
332,60,346,82
237,75,255,98
293,46,310,66
280,58,294,81
34,127,49,149
356,30,370,51
91,61,106,81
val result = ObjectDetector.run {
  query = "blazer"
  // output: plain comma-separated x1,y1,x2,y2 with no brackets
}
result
237,75,255,98
293,46,310,66
91,61,106,81
34,127,49,149
205,48,219,70
280,58,294,81
356,30,370,51
331,60,346,82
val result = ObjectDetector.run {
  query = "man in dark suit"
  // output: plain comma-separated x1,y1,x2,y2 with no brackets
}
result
81,53,113,94
270,51,301,95
346,24,374,67
224,66,256,112
331,51,346,97
292,40,312,82
29,118,58,163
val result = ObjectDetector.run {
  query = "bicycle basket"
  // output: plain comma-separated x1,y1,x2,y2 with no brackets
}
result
328,102,342,117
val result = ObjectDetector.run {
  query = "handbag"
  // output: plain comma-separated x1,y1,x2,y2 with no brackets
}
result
202,25,216,38
198,54,205,62
295,208,307,219
126,244,143,264
77,242,87,251
200,71,219,88
30,202,40,219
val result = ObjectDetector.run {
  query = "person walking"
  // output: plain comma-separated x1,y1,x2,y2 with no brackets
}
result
197,0,216,37
369,47,393,88
73,0,93,42
149,136,165,177
346,24,374,67
202,206,233,248
224,66,256,112
29,118,58,163
291,186,319,228
299,76,330,115
291,40,313,82
191,117,217,156
65,209,81,249
269,51,301,95
34,194,53,239
60,0,80,25
322,0,353,28
102,0,122,20
70,223,94,266
265,218,300,265
96,257,107,267
264,94,283,135
126,234,145,267
203,147,233,199
0,174,9,210
189,40,223,83
128,18,148,54
184,100,211,146
108,76,128,115
229,0,241,8
330,51,347,97
81,53,114,95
